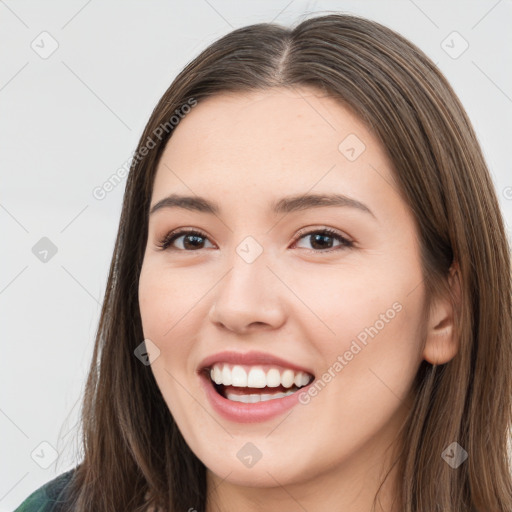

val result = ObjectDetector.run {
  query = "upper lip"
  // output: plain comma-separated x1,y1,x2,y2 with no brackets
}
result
198,350,315,376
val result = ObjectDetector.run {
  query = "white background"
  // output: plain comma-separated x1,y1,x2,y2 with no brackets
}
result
1,1,511,509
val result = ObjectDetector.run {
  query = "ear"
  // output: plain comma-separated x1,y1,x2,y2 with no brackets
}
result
422,262,461,365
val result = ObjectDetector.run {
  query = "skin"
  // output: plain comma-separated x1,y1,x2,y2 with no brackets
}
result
138,87,459,512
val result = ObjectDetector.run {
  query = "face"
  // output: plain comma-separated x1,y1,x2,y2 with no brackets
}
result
138,87,427,496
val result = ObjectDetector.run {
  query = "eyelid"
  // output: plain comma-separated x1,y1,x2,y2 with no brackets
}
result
293,225,353,244
290,226,354,253
157,227,213,251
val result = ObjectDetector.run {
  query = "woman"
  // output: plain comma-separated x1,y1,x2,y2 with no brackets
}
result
15,12,512,512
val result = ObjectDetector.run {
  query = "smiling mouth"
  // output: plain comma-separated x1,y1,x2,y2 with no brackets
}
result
203,363,315,403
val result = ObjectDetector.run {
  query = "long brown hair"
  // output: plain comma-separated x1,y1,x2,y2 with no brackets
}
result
60,13,512,512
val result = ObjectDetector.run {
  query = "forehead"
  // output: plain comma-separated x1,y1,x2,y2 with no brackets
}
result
162,87,378,162
152,87,398,213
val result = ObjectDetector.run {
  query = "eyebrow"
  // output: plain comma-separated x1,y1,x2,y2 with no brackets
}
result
149,193,376,219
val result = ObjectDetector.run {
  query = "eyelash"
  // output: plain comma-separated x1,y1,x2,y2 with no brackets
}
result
156,227,354,254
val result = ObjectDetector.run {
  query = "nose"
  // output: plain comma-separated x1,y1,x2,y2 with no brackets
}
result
208,250,287,334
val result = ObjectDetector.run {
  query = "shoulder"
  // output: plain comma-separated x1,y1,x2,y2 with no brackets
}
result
13,468,77,512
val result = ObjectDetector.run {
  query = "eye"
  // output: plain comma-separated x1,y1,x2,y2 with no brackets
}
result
292,227,353,253
156,229,214,251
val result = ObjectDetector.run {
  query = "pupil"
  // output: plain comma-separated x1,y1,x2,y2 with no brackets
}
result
311,234,332,250
184,235,204,249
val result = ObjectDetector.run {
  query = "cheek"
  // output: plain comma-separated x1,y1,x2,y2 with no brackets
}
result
138,263,204,426
139,265,170,340
138,260,219,391
139,261,201,338
138,264,194,370
299,249,425,396
294,280,424,466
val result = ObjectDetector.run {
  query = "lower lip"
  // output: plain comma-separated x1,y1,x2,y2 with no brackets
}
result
199,372,312,423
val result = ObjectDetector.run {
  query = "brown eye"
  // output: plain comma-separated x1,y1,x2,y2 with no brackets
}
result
157,229,214,251
293,228,353,253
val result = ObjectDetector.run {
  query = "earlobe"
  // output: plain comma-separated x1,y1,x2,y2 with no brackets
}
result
422,262,461,365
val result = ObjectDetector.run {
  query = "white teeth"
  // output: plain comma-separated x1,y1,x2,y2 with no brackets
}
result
281,369,295,388
266,368,281,387
298,372,310,387
212,365,223,385
247,368,267,388
225,389,296,403
231,365,247,387
221,365,232,386
208,363,312,389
